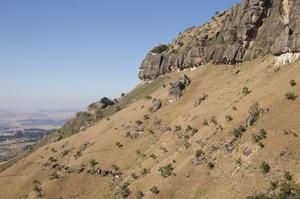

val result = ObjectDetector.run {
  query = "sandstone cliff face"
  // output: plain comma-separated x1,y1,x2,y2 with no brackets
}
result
139,0,300,80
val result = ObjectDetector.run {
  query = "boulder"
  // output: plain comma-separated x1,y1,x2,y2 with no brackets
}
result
168,74,191,101
152,99,162,111
87,97,115,115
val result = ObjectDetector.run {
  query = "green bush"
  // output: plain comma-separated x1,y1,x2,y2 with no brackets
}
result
285,92,297,100
118,182,131,198
260,161,270,174
208,162,215,169
49,171,59,180
290,79,297,87
230,125,246,138
89,159,98,168
135,191,144,199
159,164,175,178
150,186,160,194
225,115,233,122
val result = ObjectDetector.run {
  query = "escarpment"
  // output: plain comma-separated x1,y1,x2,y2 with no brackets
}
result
139,0,300,80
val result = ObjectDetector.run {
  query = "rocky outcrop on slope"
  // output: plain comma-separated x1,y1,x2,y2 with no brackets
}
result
139,0,300,80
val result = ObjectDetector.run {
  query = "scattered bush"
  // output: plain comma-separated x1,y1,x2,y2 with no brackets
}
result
160,146,168,153
143,114,150,120
159,164,175,178
230,125,246,138
260,161,270,174
243,87,251,96
150,154,157,160
48,156,57,162
235,158,242,166
136,120,144,125
144,95,152,100
135,191,144,199
284,171,293,181
49,171,59,180
209,116,218,125
208,162,215,169
225,115,233,122
195,150,205,159
202,119,209,126
131,173,139,179
232,106,238,111
285,92,297,100
89,159,98,168
74,151,82,159
290,79,297,87
150,186,160,194
141,168,150,177
118,182,131,198
247,172,300,198
116,142,123,148
252,129,267,146
249,102,260,118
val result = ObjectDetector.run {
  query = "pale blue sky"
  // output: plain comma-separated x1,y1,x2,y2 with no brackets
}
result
0,0,239,112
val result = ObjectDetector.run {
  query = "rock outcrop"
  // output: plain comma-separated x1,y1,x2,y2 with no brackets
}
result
87,97,115,116
139,0,300,80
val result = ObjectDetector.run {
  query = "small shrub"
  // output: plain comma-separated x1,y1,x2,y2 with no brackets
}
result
230,125,246,138
48,156,57,162
131,173,139,179
148,107,154,112
270,181,278,190
150,154,157,160
260,161,270,174
159,164,175,178
89,159,98,168
175,125,182,131
290,79,297,87
144,95,152,100
209,116,218,125
119,182,131,198
202,119,209,126
141,168,150,176
242,87,251,96
232,106,237,111
285,92,297,100
160,146,168,153
150,186,160,194
225,115,233,122
49,171,59,180
33,179,41,185
143,114,150,120
284,171,293,181
136,120,144,125
116,142,123,148
235,158,242,166
112,164,120,171
135,191,144,199
249,102,260,118
33,184,42,193
195,150,205,159
51,148,57,153
74,151,82,159
207,162,215,169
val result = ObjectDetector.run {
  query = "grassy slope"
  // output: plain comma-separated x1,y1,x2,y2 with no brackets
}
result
0,57,300,199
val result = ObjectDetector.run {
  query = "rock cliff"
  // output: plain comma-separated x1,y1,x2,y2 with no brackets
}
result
139,0,300,80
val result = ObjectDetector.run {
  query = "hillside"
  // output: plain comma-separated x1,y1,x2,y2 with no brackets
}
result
0,56,299,199
1,0,300,198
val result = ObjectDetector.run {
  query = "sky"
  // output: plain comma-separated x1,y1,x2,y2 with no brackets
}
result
0,0,239,112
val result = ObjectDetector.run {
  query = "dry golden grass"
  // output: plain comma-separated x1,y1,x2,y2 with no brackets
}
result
0,56,300,199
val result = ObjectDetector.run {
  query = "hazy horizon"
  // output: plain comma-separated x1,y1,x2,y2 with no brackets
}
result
0,0,238,112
